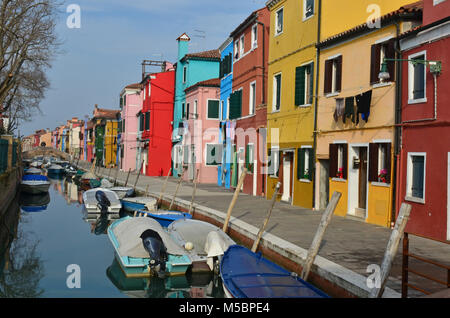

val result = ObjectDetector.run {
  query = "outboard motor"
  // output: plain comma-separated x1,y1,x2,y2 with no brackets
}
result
140,229,168,278
95,190,111,215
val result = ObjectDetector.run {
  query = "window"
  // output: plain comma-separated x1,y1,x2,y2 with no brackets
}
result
369,143,391,183
273,73,282,111
206,144,223,166
186,103,190,120
139,112,144,132
297,146,313,181
304,0,315,19
122,119,125,134
181,103,185,119
246,144,254,173
220,100,224,121
295,62,314,106
226,97,230,120
324,56,342,95
193,100,198,119
234,41,239,60
220,53,232,78
406,153,426,202
145,111,150,131
275,8,284,35
249,81,256,115
329,143,347,179
239,35,245,57
251,24,258,49
267,147,280,177
207,99,220,119
370,39,395,84
408,51,427,103
183,66,187,83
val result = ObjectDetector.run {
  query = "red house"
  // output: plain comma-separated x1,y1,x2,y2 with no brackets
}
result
229,7,270,196
140,68,175,176
396,0,450,242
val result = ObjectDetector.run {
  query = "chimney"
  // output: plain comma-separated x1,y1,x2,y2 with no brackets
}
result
176,33,190,62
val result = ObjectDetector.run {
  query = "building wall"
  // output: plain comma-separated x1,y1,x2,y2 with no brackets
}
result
423,0,450,25
398,31,450,241
104,120,118,167
121,89,141,172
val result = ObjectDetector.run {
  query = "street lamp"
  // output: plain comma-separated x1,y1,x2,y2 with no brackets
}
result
379,58,442,81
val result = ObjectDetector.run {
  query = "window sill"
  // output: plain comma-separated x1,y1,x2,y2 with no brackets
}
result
271,109,281,114
408,98,427,105
371,182,391,188
405,196,425,204
299,179,311,183
302,14,314,22
269,175,279,179
274,31,283,38
297,104,312,108
372,82,393,89
331,177,346,182
325,92,340,98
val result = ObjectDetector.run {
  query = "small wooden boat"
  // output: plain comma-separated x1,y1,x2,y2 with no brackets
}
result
107,216,192,278
220,245,329,298
82,188,122,214
121,197,157,212
168,219,235,273
110,186,135,199
136,210,192,228
20,174,50,194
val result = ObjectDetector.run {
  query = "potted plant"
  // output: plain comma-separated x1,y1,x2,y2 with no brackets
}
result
378,169,387,183
337,167,343,179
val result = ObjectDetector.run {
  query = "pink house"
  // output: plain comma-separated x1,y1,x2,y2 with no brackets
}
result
119,83,142,172
181,78,221,184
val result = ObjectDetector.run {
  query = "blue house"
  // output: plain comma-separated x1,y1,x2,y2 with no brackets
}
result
172,33,220,178
217,38,233,189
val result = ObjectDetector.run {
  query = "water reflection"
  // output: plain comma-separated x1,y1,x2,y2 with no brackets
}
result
19,193,50,213
106,257,224,298
0,195,44,297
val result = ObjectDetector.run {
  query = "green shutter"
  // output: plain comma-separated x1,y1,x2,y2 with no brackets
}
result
295,66,306,106
208,100,219,119
297,148,305,179
308,148,314,181
229,91,242,119
308,63,314,105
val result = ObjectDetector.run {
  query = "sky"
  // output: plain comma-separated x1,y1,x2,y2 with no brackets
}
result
20,0,267,136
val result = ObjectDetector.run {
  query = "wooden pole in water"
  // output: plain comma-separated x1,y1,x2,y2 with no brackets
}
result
124,168,131,187
368,203,412,298
251,182,281,253
113,166,119,185
169,168,186,210
301,191,342,282
158,168,172,208
188,169,200,215
107,167,112,179
145,184,149,197
222,168,247,233
133,161,144,190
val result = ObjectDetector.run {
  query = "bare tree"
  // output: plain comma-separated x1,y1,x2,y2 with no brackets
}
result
0,0,61,123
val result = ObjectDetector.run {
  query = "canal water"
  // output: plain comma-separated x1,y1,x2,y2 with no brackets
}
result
0,176,224,298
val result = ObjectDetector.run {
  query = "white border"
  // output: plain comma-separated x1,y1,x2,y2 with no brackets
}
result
408,50,427,104
405,152,426,204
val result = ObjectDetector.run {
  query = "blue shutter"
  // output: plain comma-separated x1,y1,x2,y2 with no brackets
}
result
411,156,424,198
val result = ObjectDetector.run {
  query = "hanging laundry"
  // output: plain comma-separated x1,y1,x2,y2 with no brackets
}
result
343,97,355,124
356,90,373,123
333,98,344,122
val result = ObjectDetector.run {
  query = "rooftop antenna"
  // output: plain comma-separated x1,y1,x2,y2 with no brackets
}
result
141,57,167,80
192,29,206,52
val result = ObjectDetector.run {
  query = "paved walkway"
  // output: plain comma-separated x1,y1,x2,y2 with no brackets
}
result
79,161,450,297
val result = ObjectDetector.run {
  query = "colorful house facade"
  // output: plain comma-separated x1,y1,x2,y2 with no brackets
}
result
182,78,221,183
314,3,422,227
229,7,270,197
140,67,175,177
172,33,221,178
119,83,141,172
265,0,319,207
397,0,450,242
217,38,234,189
92,105,120,167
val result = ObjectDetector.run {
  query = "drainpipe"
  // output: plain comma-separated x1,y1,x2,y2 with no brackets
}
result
256,20,266,105
312,0,322,210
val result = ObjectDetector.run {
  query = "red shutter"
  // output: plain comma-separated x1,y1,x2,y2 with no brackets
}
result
335,56,342,92
329,144,338,178
370,44,381,84
324,59,333,94
368,143,379,182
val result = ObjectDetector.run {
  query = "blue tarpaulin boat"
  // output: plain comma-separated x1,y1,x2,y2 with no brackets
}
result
220,245,329,298
20,174,50,194
135,210,192,228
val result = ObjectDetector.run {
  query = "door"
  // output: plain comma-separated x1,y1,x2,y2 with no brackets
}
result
358,147,368,210
281,152,293,202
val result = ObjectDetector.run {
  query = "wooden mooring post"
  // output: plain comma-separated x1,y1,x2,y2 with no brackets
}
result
124,168,132,187
113,166,119,185
251,182,281,253
369,203,412,298
133,161,144,190
188,169,200,215
300,191,342,282
222,168,247,233
158,168,172,208
169,168,186,210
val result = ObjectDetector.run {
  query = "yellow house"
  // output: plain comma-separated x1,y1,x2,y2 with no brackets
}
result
92,105,120,168
314,3,422,227
265,0,319,208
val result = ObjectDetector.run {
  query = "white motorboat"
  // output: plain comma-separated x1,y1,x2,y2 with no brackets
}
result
82,188,122,214
110,186,135,199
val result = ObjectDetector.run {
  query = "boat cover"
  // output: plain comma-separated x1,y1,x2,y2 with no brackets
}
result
220,245,329,298
83,188,121,206
81,172,97,180
24,167,42,174
48,164,63,170
122,197,157,211
168,219,235,257
22,175,48,181
112,217,188,258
